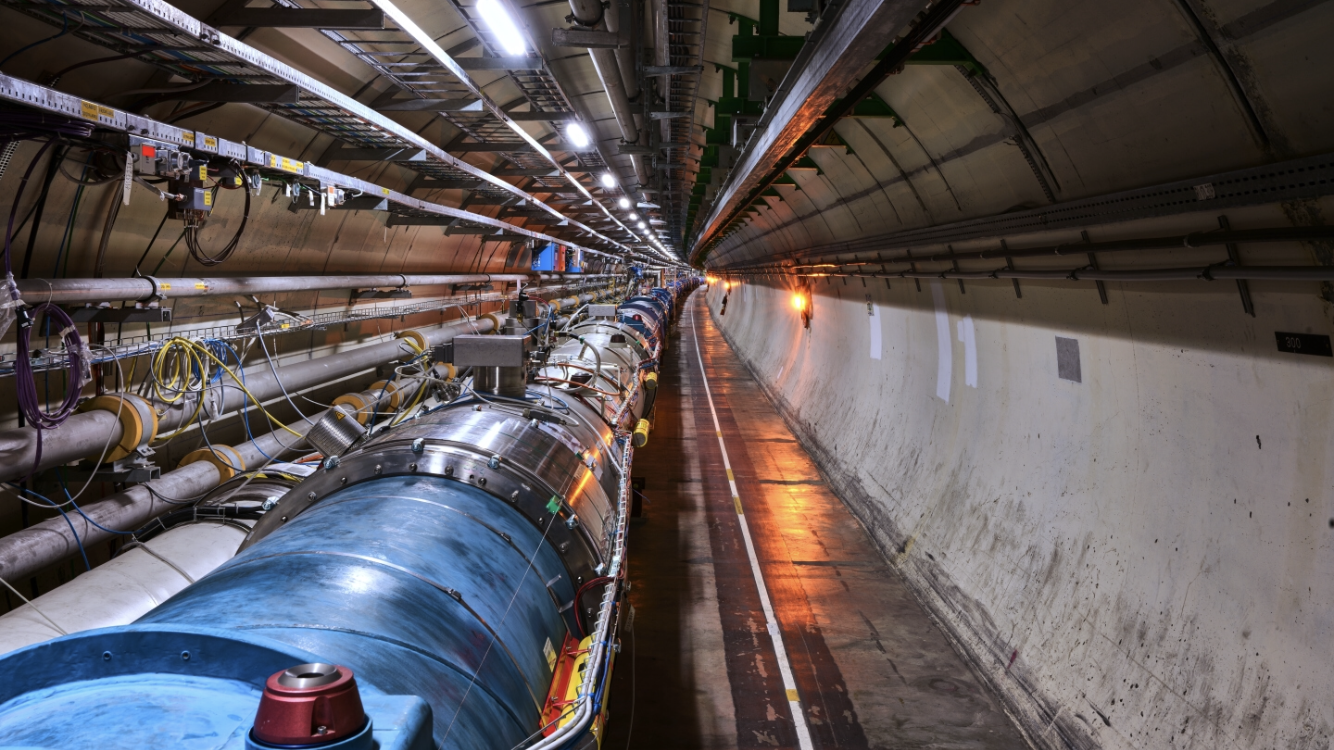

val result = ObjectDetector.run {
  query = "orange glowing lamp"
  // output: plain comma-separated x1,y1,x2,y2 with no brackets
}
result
791,293,806,311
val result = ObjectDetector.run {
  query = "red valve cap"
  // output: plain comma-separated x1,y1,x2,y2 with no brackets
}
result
252,663,367,746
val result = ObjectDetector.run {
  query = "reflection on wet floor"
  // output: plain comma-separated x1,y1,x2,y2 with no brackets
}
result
604,292,1028,750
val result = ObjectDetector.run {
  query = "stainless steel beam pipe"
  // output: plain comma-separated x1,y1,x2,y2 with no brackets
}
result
0,317,498,483
16,274,535,304
0,429,292,586
0,381,424,585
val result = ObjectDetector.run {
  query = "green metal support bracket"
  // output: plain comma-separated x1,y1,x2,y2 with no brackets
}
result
731,0,806,61
879,29,988,77
830,92,904,126
786,155,822,174
808,129,853,155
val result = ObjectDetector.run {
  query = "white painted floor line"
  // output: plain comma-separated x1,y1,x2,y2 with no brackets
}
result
690,301,816,750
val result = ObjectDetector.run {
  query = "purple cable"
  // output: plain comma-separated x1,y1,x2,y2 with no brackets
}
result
14,303,86,476
3,140,88,476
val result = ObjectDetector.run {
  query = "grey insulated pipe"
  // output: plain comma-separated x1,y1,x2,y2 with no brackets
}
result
605,0,639,101
14,273,534,304
0,429,296,587
0,380,425,585
567,0,651,186
651,0,671,147
0,316,499,483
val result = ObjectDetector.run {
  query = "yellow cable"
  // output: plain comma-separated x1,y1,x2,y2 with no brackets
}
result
389,379,429,427
150,337,303,441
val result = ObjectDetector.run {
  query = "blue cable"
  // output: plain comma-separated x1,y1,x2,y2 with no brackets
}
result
206,339,278,463
8,483,92,571
54,470,135,538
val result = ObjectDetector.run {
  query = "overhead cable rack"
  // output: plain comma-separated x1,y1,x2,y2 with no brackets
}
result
260,0,627,228
358,0,647,246
0,0,633,253
0,72,664,264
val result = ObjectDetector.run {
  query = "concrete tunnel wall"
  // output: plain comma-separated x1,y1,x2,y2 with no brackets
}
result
702,272,1333,748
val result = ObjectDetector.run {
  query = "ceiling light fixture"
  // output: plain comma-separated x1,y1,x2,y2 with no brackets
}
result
566,123,590,148
476,0,527,56
638,221,647,229
618,197,630,209
599,172,617,189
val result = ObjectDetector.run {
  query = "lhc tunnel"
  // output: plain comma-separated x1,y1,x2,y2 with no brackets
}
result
0,282,696,750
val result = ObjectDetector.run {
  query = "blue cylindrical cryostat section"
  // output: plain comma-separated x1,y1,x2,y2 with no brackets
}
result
137,474,576,749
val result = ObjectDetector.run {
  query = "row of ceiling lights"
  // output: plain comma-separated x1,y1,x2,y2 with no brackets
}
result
469,0,675,261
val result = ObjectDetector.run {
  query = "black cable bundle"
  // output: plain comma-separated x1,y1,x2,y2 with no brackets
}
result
2,139,90,476
0,108,95,144
184,167,251,266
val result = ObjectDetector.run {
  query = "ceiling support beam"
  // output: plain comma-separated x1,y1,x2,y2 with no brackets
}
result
171,82,300,103
212,7,385,28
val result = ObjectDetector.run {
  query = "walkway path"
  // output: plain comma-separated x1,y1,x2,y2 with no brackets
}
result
603,291,1028,750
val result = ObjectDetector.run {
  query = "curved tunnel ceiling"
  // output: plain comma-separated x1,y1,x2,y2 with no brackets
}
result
685,0,1334,271
0,0,1329,271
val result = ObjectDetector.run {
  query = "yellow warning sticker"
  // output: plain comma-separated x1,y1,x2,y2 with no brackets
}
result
160,283,172,291
181,131,195,144
786,689,799,702
733,496,744,515
194,283,207,290
199,165,208,182
203,135,218,149
202,191,212,207
79,100,98,121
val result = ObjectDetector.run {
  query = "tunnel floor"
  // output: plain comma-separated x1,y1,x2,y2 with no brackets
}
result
603,292,1027,750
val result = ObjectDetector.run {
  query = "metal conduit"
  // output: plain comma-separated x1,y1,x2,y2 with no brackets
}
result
766,226,1334,270
0,316,501,483
14,273,617,304
788,265,1334,283
0,380,425,585
566,0,650,186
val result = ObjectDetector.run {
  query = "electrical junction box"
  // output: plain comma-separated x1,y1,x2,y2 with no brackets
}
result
453,335,528,367
532,242,559,271
588,304,617,318
175,186,213,212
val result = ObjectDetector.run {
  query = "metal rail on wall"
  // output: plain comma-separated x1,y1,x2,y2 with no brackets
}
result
0,279,611,378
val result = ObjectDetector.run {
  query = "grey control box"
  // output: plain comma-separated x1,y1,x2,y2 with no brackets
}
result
453,335,528,367
587,304,618,318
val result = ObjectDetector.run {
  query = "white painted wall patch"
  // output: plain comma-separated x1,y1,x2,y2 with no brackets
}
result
869,303,882,361
957,316,977,387
932,282,951,402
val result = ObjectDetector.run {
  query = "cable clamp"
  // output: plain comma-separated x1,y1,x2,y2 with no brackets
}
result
142,275,168,301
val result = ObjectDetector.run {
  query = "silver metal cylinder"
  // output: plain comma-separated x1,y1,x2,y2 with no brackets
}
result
304,405,367,457
473,366,528,399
